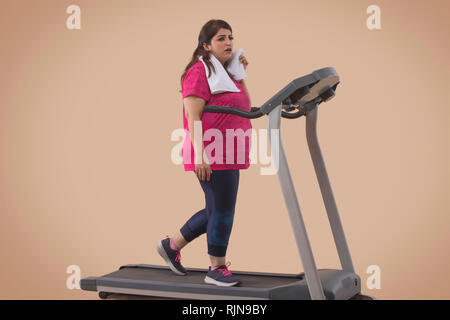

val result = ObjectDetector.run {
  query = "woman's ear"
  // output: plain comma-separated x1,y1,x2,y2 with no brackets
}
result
202,42,210,52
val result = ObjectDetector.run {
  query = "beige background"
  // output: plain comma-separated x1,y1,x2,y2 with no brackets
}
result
1,0,449,300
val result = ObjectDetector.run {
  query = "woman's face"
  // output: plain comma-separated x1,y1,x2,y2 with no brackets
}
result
203,28,234,65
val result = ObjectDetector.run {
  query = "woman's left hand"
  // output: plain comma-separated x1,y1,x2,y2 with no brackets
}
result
239,54,249,70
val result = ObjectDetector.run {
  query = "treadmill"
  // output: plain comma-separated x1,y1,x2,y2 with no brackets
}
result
81,67,366,300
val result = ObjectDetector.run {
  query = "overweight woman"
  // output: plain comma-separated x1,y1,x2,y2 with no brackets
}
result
157,19,251,287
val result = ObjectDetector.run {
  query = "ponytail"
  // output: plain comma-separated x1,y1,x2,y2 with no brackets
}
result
180,45,215,88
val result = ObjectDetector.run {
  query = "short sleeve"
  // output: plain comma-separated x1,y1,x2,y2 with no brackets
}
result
182,63,211,101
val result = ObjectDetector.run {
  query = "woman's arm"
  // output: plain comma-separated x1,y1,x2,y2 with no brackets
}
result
184,95,212,181
184,96,205,163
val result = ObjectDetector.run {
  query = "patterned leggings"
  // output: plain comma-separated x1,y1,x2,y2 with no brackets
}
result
180,170,240,257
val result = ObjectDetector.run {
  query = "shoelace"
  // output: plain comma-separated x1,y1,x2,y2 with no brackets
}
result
218,262,232,276
166,235,182,263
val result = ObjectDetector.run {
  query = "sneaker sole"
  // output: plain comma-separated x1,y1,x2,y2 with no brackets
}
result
204,276,240,287
156,241,186,276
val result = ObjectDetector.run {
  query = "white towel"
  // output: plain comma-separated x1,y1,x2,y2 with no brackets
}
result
199,48,247,94
227,48,247,81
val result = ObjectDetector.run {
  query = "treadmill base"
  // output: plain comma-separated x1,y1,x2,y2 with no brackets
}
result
81,264,362,300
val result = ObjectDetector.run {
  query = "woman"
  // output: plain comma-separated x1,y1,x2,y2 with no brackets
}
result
157,19,251,287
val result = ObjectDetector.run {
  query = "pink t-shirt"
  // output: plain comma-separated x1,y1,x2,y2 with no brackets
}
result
181,61,252,171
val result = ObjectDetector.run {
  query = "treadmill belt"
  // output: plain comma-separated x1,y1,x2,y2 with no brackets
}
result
104,265,303,288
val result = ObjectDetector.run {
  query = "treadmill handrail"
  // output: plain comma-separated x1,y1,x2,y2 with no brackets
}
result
203,105,264,119
203,67,339,120
203,105,309,119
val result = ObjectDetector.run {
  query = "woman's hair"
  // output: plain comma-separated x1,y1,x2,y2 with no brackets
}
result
180,19,234,90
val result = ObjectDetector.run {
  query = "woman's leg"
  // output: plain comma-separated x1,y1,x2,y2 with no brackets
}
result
176,175,215,248
204,170,240,263
176,169,240,262
202,170,241,286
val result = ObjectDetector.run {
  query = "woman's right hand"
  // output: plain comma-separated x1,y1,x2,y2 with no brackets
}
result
195,163,212,182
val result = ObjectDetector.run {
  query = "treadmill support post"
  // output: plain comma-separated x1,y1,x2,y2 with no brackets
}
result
268,105,326,300
268,101,355,300
305,104,355,273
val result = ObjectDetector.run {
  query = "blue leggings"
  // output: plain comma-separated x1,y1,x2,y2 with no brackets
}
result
180,170,240,257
